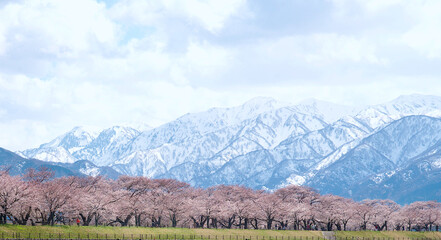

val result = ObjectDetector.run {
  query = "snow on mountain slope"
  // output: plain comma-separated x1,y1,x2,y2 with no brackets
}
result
355,94,441,129
351,138,441,203
358,115,441,166
306,115,441,199
203,150,278,188
20,126,141,165
175,110,372,189
274,116,371,162
21,126,97,163
123,97,285,153
114,103,329,179
73,126,140,166
293,98,360,123
16,94,441,204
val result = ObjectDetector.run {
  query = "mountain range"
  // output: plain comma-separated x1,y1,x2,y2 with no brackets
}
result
4,94,441,204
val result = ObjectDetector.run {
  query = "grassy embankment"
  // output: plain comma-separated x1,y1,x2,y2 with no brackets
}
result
0,225,440,239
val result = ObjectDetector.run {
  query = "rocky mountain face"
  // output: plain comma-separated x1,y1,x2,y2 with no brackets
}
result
15,94,441,204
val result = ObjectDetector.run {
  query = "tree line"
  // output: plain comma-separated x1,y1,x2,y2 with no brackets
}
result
0,168,439,231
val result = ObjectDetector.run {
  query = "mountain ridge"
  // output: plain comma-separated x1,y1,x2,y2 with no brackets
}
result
13,94,441,204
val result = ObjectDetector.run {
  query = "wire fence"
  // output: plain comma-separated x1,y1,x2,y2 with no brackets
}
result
0,233,323,240
0,233,440,240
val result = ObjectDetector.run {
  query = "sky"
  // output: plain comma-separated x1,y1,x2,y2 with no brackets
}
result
1,0,441,151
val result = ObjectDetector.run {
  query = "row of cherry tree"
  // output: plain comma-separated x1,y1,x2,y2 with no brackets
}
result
0,169,440,231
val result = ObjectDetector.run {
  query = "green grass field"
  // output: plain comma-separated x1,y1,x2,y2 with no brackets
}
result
334,231,441,239
0,225,440,240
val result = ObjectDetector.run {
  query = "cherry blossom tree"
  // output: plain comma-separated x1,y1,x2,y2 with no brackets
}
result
33,177,77,225
367,199,400,231
0,171,33,224
399,203,419,231
185,188,210,228
2,168,441,231
159,179,191,227
254,192,282,229
275,185,319,230
315,195,351,231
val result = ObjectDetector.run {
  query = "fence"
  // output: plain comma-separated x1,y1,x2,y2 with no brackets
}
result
0,234,321,240
0,233,440,240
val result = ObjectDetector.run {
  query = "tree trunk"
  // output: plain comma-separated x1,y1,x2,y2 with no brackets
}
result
116,214,133,226
79,213,93,226
250,218,259,229
170,214,178,228
266,218,273,230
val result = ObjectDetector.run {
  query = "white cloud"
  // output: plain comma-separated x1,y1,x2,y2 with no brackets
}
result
269,34,385,65
400,1,441,58
0,72,242,150
0,0,117,58
109,0,248,33
1,0,441,151
332,0,441,59
164,0,248,33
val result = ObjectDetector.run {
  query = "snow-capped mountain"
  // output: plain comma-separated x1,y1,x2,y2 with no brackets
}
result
0,147,120,179
21,126,140,165
306,116,441,197
20,126,98,163
73,126,140,166
17,94,441,203
354,94,441,129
